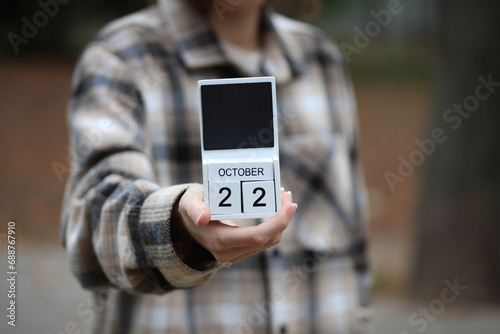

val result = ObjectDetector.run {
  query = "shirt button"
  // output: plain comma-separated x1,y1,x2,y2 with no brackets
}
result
272,248,280,258
280,325,287,334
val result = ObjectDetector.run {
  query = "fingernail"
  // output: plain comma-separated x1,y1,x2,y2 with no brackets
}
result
287,191,293,202
195,209,204,226
288,203,298,216
280,187,285,192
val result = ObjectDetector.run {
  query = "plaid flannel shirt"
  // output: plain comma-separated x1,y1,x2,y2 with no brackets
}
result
61,0,371,333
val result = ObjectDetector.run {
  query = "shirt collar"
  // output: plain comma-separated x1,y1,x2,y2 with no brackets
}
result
157,0,305,83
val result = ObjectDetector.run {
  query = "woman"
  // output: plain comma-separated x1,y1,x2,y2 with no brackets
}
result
61,0,371,333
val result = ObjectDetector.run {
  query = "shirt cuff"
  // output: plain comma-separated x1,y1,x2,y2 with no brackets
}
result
139,184,221,288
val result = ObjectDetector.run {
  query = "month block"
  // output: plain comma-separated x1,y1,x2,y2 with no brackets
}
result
208,161,274,183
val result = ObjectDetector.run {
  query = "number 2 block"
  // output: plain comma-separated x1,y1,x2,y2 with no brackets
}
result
209,182,242,215
242,181,276,214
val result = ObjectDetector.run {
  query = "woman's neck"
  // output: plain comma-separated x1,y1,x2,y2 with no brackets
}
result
208,1,265,51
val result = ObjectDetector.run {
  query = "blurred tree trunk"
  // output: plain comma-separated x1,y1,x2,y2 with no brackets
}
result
413,0,500,302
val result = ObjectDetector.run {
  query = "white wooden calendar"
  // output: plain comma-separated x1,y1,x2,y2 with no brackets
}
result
198,76,281,220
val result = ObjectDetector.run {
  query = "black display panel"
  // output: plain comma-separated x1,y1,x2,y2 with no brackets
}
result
201,82,274,150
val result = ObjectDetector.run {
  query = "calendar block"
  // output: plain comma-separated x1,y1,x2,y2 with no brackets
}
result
242,181,276,214
208,182,242,215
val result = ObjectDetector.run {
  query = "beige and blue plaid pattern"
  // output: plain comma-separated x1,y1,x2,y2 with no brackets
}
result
61,0,371,332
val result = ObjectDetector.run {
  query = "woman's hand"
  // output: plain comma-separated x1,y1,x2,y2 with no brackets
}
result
176,184,297,264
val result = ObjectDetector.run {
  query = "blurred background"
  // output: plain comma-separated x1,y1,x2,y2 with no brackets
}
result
1,0,499,333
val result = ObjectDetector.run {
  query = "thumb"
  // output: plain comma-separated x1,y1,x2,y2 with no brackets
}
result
179,186,212,227
193,206,212,227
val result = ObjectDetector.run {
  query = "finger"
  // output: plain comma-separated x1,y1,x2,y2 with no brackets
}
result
219,219,238,227
210,198,296,249
227,250,261,264
191,189,297,250
226,234,283,264
179,185,212,227
252,197,297,241
280,189,293,206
